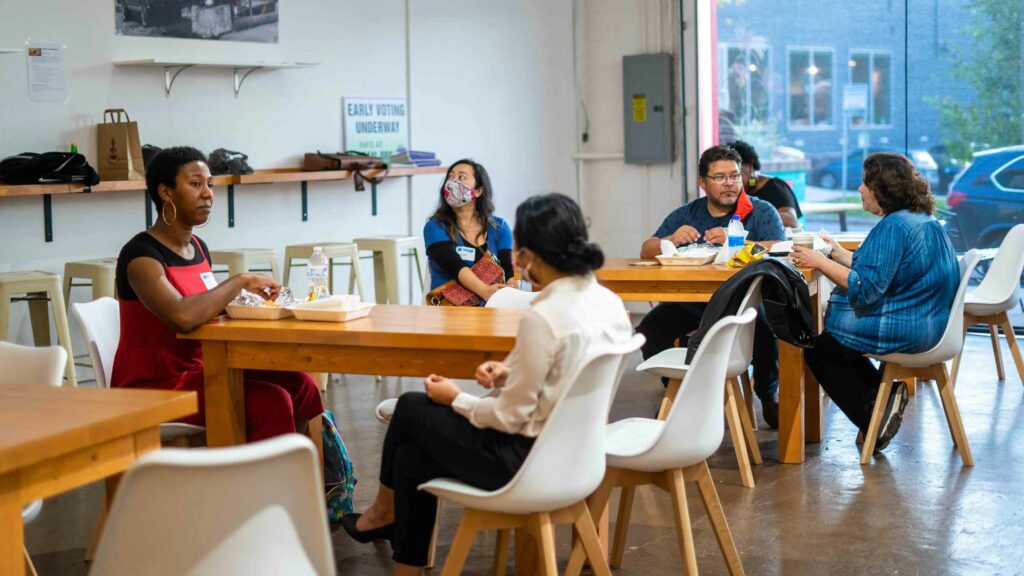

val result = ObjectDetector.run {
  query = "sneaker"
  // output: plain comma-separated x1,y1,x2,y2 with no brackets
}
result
874,381,909,452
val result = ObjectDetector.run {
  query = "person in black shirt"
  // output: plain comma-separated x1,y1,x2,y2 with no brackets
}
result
729,140,803,228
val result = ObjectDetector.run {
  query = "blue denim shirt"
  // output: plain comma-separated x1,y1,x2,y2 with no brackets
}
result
826,210,958,355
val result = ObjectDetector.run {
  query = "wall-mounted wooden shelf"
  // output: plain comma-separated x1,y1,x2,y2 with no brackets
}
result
0,165,446,242
113,59,319,96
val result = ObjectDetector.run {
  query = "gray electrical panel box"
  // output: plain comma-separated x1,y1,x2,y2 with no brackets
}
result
623,53,674,164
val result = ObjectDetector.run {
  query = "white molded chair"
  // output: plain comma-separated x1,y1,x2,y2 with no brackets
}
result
0,342,67,576
951,225,1024,387
72,297,205,444
89,434,334,576
636,278,763,487
420,335,645,576
861,249,981,465
566,310,755,576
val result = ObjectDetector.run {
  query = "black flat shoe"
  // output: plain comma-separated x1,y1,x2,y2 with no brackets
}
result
340,513,395,543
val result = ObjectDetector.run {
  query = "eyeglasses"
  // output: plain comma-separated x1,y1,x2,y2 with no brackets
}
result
705,173,743,184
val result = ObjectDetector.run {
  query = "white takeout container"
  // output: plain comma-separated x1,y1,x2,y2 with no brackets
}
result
288,295,374,322
656,250,718,266
225,303,293,320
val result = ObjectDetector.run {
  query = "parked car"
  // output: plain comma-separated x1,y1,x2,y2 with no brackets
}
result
810,147,940,192
943,145,1024,252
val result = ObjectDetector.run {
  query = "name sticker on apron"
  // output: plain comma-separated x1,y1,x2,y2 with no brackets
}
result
199,271,218,290
455,246,476,263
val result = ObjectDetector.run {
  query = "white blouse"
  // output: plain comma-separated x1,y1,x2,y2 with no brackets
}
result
451,274,632,437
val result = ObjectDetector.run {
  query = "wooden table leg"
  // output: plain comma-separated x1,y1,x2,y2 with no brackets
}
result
1,474,26,576
778,340,806,464
202,341,247,447
805,289,823,443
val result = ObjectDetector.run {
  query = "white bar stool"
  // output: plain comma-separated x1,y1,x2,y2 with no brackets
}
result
0,271,77,387
352,235,427,304
210,249,281,280
282,242,365,299
63,258,117,304
63,258,117,383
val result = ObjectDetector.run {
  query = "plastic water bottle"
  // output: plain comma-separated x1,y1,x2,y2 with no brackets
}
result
307,246,330,301
727,215,746,258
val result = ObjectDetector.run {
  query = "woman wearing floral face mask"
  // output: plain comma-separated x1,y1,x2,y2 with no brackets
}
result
423,159,514,302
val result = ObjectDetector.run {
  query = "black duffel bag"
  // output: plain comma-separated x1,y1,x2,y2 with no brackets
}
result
0,152,101,185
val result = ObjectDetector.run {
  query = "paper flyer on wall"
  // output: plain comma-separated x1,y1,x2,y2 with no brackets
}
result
27,42,66,102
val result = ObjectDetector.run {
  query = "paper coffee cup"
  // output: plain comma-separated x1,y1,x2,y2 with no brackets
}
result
792,233,815,250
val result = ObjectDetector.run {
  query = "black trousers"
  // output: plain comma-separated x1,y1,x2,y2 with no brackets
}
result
804,330,883,433
380,392,534,566
636,302,779,400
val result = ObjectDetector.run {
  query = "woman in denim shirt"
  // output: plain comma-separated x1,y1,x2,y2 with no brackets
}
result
791,152,958,452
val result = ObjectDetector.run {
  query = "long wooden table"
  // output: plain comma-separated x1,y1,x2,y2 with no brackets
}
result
0,385,196,576
596,258,824,464
180,304,523,447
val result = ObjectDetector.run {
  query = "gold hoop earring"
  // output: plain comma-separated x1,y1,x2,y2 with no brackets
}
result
161,202,177,226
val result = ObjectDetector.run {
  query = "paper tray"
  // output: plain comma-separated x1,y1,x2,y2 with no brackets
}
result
288,302,374,322
225,304,293,320
656,253,717,266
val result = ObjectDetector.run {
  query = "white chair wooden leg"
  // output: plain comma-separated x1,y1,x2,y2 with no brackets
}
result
692,461,744,576
440,511,479,576
989,323,1006,380
610,486,635,568
493,529,512,576
666,468,698,574
740,371,757,431
936,365,974,466
725,383,755,488
730,377,762,465
1001,317,1024,386
533,513,558,576
426,499,441,569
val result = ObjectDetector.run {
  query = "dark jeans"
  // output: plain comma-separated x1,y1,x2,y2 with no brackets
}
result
636,302,779,400
804,330,883,433
380,392,534,566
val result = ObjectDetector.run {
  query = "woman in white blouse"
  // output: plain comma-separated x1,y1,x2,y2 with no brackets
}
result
341,193,632,575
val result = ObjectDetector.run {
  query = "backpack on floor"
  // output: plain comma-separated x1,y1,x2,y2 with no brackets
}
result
322,409,357,521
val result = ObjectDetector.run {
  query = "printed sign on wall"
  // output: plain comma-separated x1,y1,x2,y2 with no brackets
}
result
342,97,410,160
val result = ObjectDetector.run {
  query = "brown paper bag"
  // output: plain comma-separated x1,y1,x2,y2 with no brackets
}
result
97,109,145,181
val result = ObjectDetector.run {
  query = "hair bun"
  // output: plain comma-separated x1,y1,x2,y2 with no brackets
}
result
564,240,605,272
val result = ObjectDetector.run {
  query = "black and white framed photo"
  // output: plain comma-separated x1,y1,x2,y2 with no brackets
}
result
115,0,279,43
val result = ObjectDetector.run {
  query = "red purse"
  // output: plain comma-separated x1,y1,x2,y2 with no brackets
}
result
426,252,505,306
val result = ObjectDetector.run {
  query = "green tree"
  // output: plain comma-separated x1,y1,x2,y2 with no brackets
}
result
929,0,1022,162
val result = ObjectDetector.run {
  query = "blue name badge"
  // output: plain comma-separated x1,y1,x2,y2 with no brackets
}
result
455,246,476,263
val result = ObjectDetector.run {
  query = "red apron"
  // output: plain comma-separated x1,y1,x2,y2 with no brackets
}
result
111,237,212,426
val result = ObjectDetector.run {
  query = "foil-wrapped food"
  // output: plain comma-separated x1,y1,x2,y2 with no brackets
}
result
231,287,297,308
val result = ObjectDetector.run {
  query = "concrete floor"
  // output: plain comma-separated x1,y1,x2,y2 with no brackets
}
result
26,332,1024,575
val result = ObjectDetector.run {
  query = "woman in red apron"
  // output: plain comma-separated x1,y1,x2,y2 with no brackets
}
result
111,146,323,442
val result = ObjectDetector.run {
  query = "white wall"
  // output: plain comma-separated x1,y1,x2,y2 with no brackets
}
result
577,0,694,260
0,0,576,345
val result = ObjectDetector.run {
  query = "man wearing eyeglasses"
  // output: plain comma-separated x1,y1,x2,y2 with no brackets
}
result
637,144,786,427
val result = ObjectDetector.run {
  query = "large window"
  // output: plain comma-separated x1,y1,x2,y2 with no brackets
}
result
787,47,834,129
848,50,892,126
711,0,1023,329
719,45,771,125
